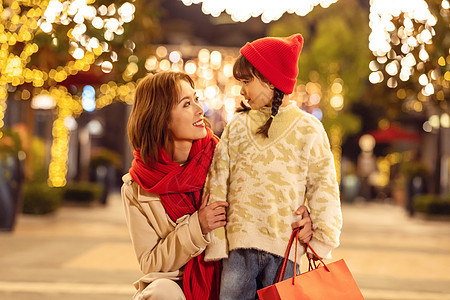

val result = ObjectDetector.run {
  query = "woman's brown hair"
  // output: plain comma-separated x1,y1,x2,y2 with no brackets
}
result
233,54,284,138
127,71,195,165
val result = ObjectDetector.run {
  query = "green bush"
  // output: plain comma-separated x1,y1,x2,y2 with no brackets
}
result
22,183,63,215
90,147,122,170
63,182,103,203
414,194,450,215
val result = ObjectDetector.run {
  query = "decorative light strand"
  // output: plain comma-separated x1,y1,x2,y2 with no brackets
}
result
369,0,436,84
48,86,83,187
0,0,137,186
368,0,449,116
179,0,339,23
0,85,7,138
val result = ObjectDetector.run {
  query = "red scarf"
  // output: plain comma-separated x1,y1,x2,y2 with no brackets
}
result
130,127,221,300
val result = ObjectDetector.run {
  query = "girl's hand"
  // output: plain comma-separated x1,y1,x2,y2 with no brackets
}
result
307,252,320,261
291,205,313,244
198,194,229,234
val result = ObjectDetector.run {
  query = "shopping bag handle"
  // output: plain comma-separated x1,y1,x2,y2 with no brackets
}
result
276,228,330,285
305,241,329,273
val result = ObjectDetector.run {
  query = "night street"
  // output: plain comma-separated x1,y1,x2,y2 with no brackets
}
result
0,194,449,300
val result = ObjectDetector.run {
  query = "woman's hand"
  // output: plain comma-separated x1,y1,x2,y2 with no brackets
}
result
291,205,313,244
198,194,229,234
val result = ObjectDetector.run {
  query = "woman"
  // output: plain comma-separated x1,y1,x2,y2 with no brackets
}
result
122,71,312,300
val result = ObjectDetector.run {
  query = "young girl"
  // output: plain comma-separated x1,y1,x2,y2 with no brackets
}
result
204,34,343,299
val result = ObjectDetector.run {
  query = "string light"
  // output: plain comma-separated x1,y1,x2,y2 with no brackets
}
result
48,87,82,187
1,0,139,186
1,1,349,187
179,0,339,23
369,0,448,114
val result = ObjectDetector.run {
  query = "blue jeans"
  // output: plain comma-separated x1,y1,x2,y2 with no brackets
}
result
220,248,300,300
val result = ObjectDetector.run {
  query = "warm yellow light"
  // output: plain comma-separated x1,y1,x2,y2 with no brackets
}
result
159,59,171,71
429,115,440,128
436,90,445,100
305,82,320,94
330,95,344,110
223,63,233,78
205,85,219,99
22,89,31,100
185,61,197,75
413,101,423,112
125,62,138,77
445,71,450,81
419,48,429,61
118,2,136,18
182,0,339,22
424,83,434,95
31,94,56,109
145,56,158,71
310,94,321,105
396,89,407,99
101,61,113,73
441,113,450,128
105,18,120,32
387,77,398,88
418,74,428,86
72,48,85,59
40,21,53,33
92,17,104,29
210,51,222,69
224,97,235,112
231,85,241,96
385,61,398,76
369,71,383,84
370,0,435,84
331,82,342,94
359,134,376,152
443,0,450,9
198,49,210,64
156,46,167,58
399,69,411,81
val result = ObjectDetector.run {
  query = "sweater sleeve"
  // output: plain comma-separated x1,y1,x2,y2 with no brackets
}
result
305,123,342,259
203,124,231,262
121,180,210,274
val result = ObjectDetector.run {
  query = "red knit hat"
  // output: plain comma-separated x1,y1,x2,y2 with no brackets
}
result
240,34,303,94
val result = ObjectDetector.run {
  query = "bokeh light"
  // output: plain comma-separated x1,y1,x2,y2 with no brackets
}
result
180,0,340,22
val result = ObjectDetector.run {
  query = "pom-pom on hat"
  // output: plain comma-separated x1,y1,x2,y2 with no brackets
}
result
240,34,303,94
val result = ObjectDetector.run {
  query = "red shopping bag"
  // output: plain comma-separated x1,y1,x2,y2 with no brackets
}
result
257,228,364,300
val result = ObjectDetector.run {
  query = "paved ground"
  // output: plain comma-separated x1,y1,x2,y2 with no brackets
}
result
0,193,449,300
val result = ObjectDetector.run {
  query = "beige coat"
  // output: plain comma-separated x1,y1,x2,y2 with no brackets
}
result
121,173,210,293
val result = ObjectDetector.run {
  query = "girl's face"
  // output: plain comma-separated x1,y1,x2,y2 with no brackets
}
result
168,80,206,143
239,76,274,110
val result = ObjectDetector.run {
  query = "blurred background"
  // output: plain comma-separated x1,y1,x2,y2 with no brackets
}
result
0,0,449,299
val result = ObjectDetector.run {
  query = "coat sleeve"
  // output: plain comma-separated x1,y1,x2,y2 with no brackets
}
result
203,124,231,261
305,123,343,259
121,179,210,274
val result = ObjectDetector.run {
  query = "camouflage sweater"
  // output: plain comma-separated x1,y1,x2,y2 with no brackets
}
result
204,103,342,262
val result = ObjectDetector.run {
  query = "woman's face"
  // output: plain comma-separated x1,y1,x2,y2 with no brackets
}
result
239,75,274,110
168,80,206,143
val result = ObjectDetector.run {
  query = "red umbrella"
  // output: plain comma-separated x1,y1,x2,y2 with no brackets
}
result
369,124,421,143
